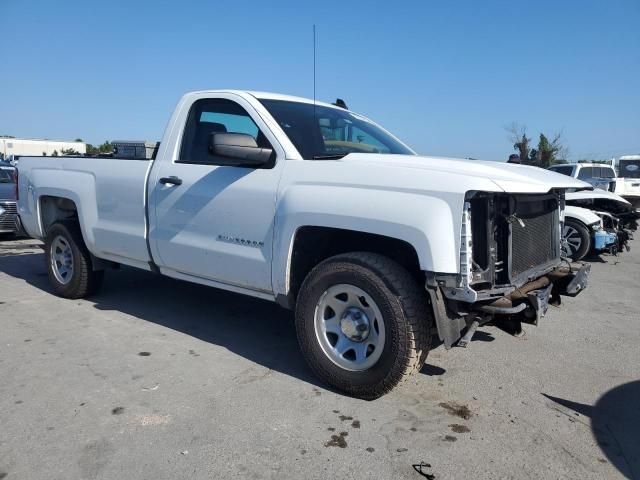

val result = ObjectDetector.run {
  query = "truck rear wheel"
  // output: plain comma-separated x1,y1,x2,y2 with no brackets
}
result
563,219,591,261
45,221,104,299
295,252,432,399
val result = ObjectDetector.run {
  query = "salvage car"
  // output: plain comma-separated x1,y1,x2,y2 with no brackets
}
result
16,90,592,398
566,189,636,252
0,162,18,235
564,206,618,260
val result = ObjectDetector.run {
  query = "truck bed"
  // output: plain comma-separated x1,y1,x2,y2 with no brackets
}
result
17,155,153,270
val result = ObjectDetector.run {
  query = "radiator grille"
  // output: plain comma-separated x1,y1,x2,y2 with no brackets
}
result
510,199,559,278
0,201,17,231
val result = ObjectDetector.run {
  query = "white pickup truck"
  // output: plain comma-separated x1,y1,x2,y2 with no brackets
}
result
549,161,640,209
16,90,591,399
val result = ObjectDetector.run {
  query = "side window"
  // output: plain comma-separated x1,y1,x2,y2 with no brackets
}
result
179,98,271,165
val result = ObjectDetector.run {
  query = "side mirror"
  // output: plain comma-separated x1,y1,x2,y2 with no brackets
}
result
209,132,272,167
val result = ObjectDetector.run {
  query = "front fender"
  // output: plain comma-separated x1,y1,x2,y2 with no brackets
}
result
564,205,601,227
272,184,463,295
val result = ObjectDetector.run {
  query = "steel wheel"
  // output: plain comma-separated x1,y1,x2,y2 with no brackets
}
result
50,235,74,285
563,224,583,256
296,252,432,399
314,283,386,371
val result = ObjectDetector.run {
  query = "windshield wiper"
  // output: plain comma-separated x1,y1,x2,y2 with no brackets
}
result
312,154,347,160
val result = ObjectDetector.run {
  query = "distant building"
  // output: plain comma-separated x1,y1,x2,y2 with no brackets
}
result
0,138,86,160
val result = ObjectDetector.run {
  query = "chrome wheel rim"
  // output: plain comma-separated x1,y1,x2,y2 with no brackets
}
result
563,225,582,255
314,284,386,371
50,235,74,285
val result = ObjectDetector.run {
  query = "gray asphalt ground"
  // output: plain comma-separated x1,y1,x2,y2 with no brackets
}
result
1,236,638,480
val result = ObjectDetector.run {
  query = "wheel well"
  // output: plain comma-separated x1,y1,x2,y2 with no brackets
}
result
288,226,423,300
39,196,79,234
565,217,586,226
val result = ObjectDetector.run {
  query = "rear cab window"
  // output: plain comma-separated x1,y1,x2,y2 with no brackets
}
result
619,159,640,178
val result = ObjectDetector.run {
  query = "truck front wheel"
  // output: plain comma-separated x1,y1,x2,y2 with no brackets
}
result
45,221,104,299
295,252,432,399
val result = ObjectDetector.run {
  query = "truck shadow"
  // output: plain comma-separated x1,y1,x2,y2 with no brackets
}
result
583,253,608,263
0,248,445,394
542,381,640,479
95,266,324,388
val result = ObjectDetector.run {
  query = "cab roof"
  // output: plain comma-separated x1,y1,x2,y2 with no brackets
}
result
186,90,346,111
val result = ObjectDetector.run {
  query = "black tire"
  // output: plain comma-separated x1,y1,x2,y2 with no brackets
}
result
295,252,432,400
44,221,104,299
563,218,591,261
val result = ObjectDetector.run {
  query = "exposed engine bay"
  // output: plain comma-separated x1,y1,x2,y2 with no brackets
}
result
427,191,590,349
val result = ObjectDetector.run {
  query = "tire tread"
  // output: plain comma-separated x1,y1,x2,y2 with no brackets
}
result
295,251,433,399
45,221,103,299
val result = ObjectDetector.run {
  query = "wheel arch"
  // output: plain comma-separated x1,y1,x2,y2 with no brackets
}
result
37,193,99,259
564,205,601,227
272,186,462,304
276,225,425,308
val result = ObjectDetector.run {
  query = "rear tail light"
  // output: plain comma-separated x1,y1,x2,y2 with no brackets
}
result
14,169,19,201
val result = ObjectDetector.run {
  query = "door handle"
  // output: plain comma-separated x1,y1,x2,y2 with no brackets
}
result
159,176,182,186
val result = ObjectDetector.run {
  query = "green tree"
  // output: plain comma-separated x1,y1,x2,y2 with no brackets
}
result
85,141,112,155
86,143,98,155
98,141,113,153
529,133,567,168
61,148,80,155
51,150,59,156
506,123,532,164
506,124,568,167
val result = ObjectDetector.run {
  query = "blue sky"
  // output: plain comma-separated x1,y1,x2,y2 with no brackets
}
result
1,0,638,161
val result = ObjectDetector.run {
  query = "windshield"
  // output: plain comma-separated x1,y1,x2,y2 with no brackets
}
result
259,99,414,159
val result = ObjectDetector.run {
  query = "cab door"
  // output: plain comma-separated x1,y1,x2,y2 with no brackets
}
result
148,94,285,294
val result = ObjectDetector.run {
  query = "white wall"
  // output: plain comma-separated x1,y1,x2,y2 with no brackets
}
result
0,138,87,158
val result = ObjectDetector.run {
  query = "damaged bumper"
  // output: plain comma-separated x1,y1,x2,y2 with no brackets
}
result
559,262,591,295
426,262,591,349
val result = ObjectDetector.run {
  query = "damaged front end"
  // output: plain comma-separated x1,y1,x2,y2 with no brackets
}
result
567,190,639,233
592,210,632,255
426,191,590,349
